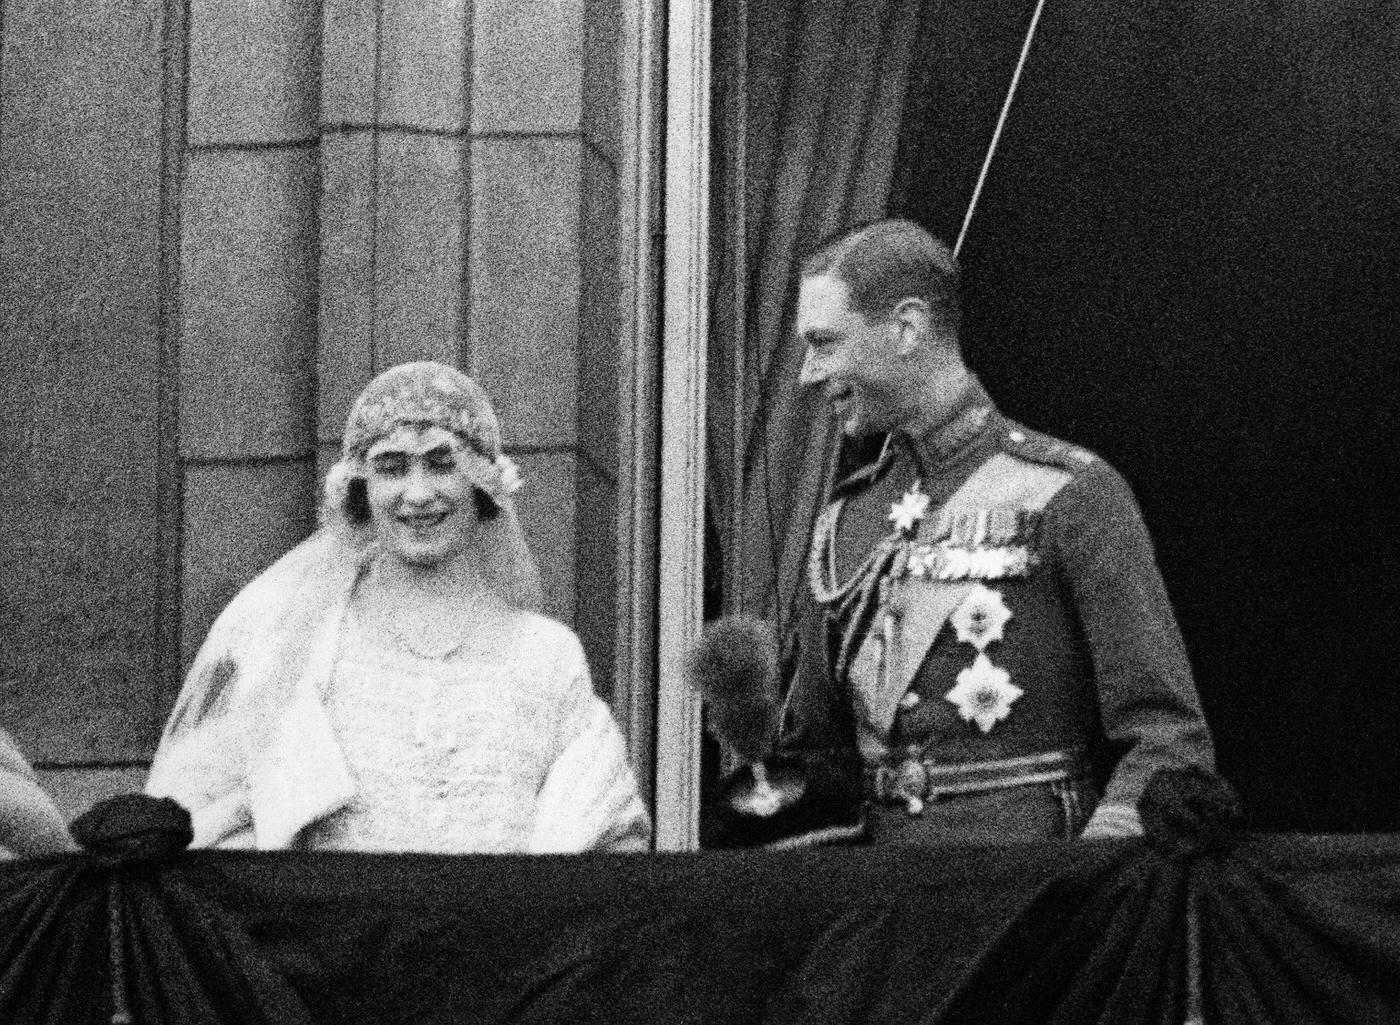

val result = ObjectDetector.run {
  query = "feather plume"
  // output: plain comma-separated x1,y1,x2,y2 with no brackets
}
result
683,616,782,762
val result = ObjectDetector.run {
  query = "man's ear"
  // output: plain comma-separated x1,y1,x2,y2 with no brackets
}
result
890,297,931,357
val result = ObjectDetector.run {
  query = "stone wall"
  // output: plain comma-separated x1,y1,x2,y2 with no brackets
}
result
0,0,631,818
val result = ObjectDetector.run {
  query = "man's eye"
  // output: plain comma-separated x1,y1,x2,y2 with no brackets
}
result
426,453,457,473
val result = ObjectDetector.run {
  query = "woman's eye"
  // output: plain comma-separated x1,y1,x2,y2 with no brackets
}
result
372,456,408,477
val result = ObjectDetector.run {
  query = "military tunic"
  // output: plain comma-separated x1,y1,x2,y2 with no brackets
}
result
780,378,1215,845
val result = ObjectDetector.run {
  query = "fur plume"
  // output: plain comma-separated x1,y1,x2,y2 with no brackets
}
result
684,616,782,762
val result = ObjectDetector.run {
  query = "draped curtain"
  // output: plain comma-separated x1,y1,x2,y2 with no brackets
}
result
885,0,1400,832
9,835,1400,1023
709,0,1400,834
707,0,930,634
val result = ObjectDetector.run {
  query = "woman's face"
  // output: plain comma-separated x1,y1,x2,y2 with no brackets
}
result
364,425,479,568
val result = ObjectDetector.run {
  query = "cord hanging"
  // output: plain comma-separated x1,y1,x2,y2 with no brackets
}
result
954,0,1051,259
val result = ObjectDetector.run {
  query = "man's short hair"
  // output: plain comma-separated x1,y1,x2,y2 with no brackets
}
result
800,219,961,332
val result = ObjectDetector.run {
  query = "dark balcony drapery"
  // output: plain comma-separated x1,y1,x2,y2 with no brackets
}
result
5,804,1400,1024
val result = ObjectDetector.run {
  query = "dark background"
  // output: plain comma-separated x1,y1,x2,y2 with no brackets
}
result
893,0,1399,831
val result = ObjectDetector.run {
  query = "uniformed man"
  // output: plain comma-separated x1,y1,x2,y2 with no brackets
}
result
777,219,1215,844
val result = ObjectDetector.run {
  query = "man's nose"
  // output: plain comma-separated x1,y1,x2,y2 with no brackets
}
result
798,346,822,386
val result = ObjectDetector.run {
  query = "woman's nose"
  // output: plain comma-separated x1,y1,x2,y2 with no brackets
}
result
400,468,434,504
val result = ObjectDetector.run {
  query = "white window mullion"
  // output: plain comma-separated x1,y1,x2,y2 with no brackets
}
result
653,0,712,852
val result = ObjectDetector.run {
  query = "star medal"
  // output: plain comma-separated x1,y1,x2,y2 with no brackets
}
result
888,482,930,536
945,654,1023,733
950,584,1012,650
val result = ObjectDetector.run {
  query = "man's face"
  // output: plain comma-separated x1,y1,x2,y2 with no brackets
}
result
364,426,478,568
797,273,910,437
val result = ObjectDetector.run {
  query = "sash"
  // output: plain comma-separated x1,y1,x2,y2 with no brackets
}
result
848,453,1074,758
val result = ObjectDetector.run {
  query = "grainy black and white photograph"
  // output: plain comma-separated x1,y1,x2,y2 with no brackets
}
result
1,0,1397,1020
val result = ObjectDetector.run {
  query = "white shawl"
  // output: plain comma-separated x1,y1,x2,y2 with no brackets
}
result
145,531,650,852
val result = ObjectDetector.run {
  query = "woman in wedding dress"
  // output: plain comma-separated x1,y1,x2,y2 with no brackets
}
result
146,362,650,853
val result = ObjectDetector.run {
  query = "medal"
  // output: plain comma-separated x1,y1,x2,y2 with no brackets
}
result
888,483,930,536
951,584,1012,650
904,542,1034,581
945,654,1023,733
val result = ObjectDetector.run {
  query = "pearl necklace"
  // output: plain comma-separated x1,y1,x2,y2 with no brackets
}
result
361,559,482,661
383,618,471,661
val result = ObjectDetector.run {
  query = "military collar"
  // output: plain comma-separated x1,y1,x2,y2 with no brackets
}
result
899,377,997,477
830,378,997,495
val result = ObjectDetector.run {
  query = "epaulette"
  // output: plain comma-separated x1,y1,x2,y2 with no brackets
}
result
1000,422,1097,473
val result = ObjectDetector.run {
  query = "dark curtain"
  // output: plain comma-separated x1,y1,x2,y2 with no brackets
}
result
711,0,1398,830
890,0,1400,832
707,0,926,629
7,836,1400,1023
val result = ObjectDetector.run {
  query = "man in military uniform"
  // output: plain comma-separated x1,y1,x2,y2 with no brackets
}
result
779,219,1215,843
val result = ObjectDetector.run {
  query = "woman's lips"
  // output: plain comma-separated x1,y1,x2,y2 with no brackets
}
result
398,511,448,529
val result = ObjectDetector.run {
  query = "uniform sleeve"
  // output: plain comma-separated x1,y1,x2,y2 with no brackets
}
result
777,586,860,761
1047,463,1216,834
771,589,868,831
529,644,651,853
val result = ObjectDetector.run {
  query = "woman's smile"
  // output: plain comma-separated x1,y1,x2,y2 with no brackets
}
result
398,509,449,529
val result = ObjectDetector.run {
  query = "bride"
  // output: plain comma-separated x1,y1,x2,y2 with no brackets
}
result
146,362,650,853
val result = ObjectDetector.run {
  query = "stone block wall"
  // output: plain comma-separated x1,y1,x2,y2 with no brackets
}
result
2,0,632,815
185,0,630,699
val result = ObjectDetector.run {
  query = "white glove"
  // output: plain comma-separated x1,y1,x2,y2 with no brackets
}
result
1080,802,1143,839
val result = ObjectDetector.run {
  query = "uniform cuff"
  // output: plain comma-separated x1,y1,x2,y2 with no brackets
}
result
1081,802,1143,839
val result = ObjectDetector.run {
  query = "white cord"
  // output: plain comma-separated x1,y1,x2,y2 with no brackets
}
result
954,0,1051,259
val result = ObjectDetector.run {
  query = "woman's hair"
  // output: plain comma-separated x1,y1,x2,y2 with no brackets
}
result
321,361,541,610
342,475,371,526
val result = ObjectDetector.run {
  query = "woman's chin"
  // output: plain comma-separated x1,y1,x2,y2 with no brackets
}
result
382,536,457,569
373,515,477,572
